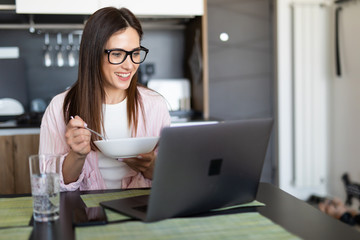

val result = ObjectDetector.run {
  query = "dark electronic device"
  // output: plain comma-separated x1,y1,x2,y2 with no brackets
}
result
73,206,107,226
101,118,273,222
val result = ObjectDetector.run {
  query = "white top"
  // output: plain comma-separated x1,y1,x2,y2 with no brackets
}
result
98,98,132,189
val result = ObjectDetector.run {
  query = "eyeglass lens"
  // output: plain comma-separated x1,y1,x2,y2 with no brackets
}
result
109,49,147,64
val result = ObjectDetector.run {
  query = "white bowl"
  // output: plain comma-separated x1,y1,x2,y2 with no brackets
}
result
94,136,159,158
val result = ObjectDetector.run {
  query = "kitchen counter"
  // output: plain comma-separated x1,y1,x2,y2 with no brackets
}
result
169,110,221,126
171,119,218,127
0,120,40,128
0,112,42,132
0,111,220,134
0,120,40,136
0,128,40,136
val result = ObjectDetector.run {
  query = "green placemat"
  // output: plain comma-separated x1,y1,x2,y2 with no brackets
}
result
80,189,151,208
0,227,33,240
80,190,264,222
81,189,151,221
0,196,33,228
103,208,129,222
76,212,300,240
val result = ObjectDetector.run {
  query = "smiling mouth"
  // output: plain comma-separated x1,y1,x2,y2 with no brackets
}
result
115,73,130,78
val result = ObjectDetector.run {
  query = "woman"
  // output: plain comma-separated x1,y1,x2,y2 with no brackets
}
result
39,7,171,191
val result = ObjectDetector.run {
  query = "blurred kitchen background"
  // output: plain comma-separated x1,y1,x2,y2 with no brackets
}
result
1,0,360,210
0,0,276,195
0,11,188,115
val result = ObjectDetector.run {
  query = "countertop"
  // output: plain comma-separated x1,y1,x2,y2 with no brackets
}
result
0,112,43,130
0,121,40,135
0,111,220,135
0,115,41,135
0,120,40,129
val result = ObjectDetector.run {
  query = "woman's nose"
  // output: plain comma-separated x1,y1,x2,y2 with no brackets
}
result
121,55,134,69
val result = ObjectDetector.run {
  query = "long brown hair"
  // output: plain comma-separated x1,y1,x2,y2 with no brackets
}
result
63,7,144,150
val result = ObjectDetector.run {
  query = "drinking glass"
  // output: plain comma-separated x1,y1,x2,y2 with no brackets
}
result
29,154,61,222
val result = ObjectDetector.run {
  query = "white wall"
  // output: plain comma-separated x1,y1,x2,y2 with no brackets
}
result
277,0,360,206
329,1,360,204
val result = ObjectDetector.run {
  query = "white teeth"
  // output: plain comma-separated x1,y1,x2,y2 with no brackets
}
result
115,73,130,78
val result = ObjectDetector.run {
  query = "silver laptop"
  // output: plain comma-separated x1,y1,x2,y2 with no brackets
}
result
100,118,273,222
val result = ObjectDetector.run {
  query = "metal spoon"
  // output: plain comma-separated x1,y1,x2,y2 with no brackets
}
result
84,125,107,141
70,116,107,140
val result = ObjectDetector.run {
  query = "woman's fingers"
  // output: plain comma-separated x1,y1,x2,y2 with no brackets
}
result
65,115,91,156
124,158,151,172
68,115,86,128
123,151,155,174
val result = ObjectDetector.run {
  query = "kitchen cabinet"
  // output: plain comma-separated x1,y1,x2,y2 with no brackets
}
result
207,0,274,182
16,0,204,16
15,0,98,15
99,0,203,17
0,134,39,195
0,135,14,195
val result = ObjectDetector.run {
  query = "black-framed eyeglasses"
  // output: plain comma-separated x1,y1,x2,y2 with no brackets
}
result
104,46,149,65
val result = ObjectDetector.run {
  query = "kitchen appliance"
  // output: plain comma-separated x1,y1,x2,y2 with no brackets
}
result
138,63,155,86
147,78,191,112
30,98,47,113
0,98,24,121
0,98,24,115
148,78,192,122
16,112,43,126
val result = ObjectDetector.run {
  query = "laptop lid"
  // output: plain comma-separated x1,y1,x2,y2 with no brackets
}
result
100,118,273,222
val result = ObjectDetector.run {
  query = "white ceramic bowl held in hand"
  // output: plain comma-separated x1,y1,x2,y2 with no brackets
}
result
94,137,159,159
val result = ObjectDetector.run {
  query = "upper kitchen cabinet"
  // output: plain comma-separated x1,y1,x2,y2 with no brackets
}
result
16,0,204,17
99,0,203,17
15,0,99,15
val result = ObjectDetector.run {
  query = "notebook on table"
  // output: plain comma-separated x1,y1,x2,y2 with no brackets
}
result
100,118,273,222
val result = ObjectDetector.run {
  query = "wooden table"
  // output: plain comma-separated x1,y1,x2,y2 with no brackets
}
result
23,182,360,240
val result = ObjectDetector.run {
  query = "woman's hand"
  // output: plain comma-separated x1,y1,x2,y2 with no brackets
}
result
122,150,156,180
63,115,91,184
65,115,91,157
318,198,355,219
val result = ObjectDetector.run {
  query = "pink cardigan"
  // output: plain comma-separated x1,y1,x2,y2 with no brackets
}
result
39,87,171,191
